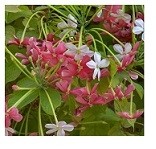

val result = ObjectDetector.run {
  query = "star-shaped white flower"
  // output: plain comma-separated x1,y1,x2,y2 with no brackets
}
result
113,43,132,60
110,9,131,23
86,52,110,81
65,43,94,60
57,14,77,38
132,18,144,41
45,121,74,136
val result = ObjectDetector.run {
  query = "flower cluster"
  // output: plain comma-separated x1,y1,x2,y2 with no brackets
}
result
5,5,144,136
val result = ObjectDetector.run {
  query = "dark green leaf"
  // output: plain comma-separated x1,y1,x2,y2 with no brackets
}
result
133,82,144,99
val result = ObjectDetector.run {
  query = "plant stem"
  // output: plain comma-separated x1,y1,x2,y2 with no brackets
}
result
91,28,124,47
44,90,58,124
95,39,121,65
5,47,32,79
20,11,44,43
86,33,97,51
89,29,106,56
41,16,46,38
25,106,31,136
130,91,133,115
7,89,35,111
38,100,44,136
132,5,136,45
78,26,84,48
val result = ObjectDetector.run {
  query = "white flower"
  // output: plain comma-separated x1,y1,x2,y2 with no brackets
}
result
110,9,131,23
132,18,144,41
5,127,16,136
86,52,110,81
45,121,74,136
65,43,94,60
57,14,77,38
113,43,132,60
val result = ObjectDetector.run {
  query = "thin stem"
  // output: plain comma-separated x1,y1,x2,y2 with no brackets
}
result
95,39,121,65
130,91,133,115
20,11,44,43
86,33,97,51
41,16,46,38
44,90,58,124
7,89,35,111
18,116,26,136
25,106,31,136
38,100,44,136
80,121,107,125
91,28,124,47
132,5,136,45
5,47,32,79
85,6,103,26
89,29,106,56
78,26,84,48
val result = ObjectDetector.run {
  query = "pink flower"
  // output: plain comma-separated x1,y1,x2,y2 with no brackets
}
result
118,42,140,71
71,84,107,115
117,109,143,119
5,107,23,128
114,84,135,99
129,71,138,80
55,79,71,93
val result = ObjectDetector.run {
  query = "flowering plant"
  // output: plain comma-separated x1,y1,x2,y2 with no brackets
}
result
5,5,144,136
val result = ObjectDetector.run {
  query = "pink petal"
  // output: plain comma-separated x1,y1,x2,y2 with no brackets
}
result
124,84,135,97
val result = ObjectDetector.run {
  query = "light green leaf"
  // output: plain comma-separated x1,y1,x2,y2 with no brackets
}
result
5,58,21,84
5,25,15,43
5,5,21,13
133,82,144,99
8,90,39,109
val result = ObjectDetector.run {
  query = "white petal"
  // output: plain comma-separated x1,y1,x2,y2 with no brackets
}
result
80,45,89,53
97,69,101,81
57,21,68,29
70,30,77,36
94,52,101,63
123,13,131,23
67,14,77,28
46,128,58,135
135,19,144,28
65,43,77,50
142,32,144,41
7,127,16,134
133,26,144,35
98,59,110,68
74,53,83,60
93,68,99,79
86,60,96,69
124,43,132,54
57,129,65,136
58,121,67,127
62,124,74,131
116,54,124,61
113,44,123,54
45,124,57,129
65,49,76,56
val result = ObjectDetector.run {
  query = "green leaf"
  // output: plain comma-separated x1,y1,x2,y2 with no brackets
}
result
5,5,21,13
133,82,144,99
109,58,117,78
5,58,21,84
8,90,39,109
97,76,110,94
39,88,62,115
17,77,38,88
80,105,109,136
108,123,126,136
5,25,15,43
